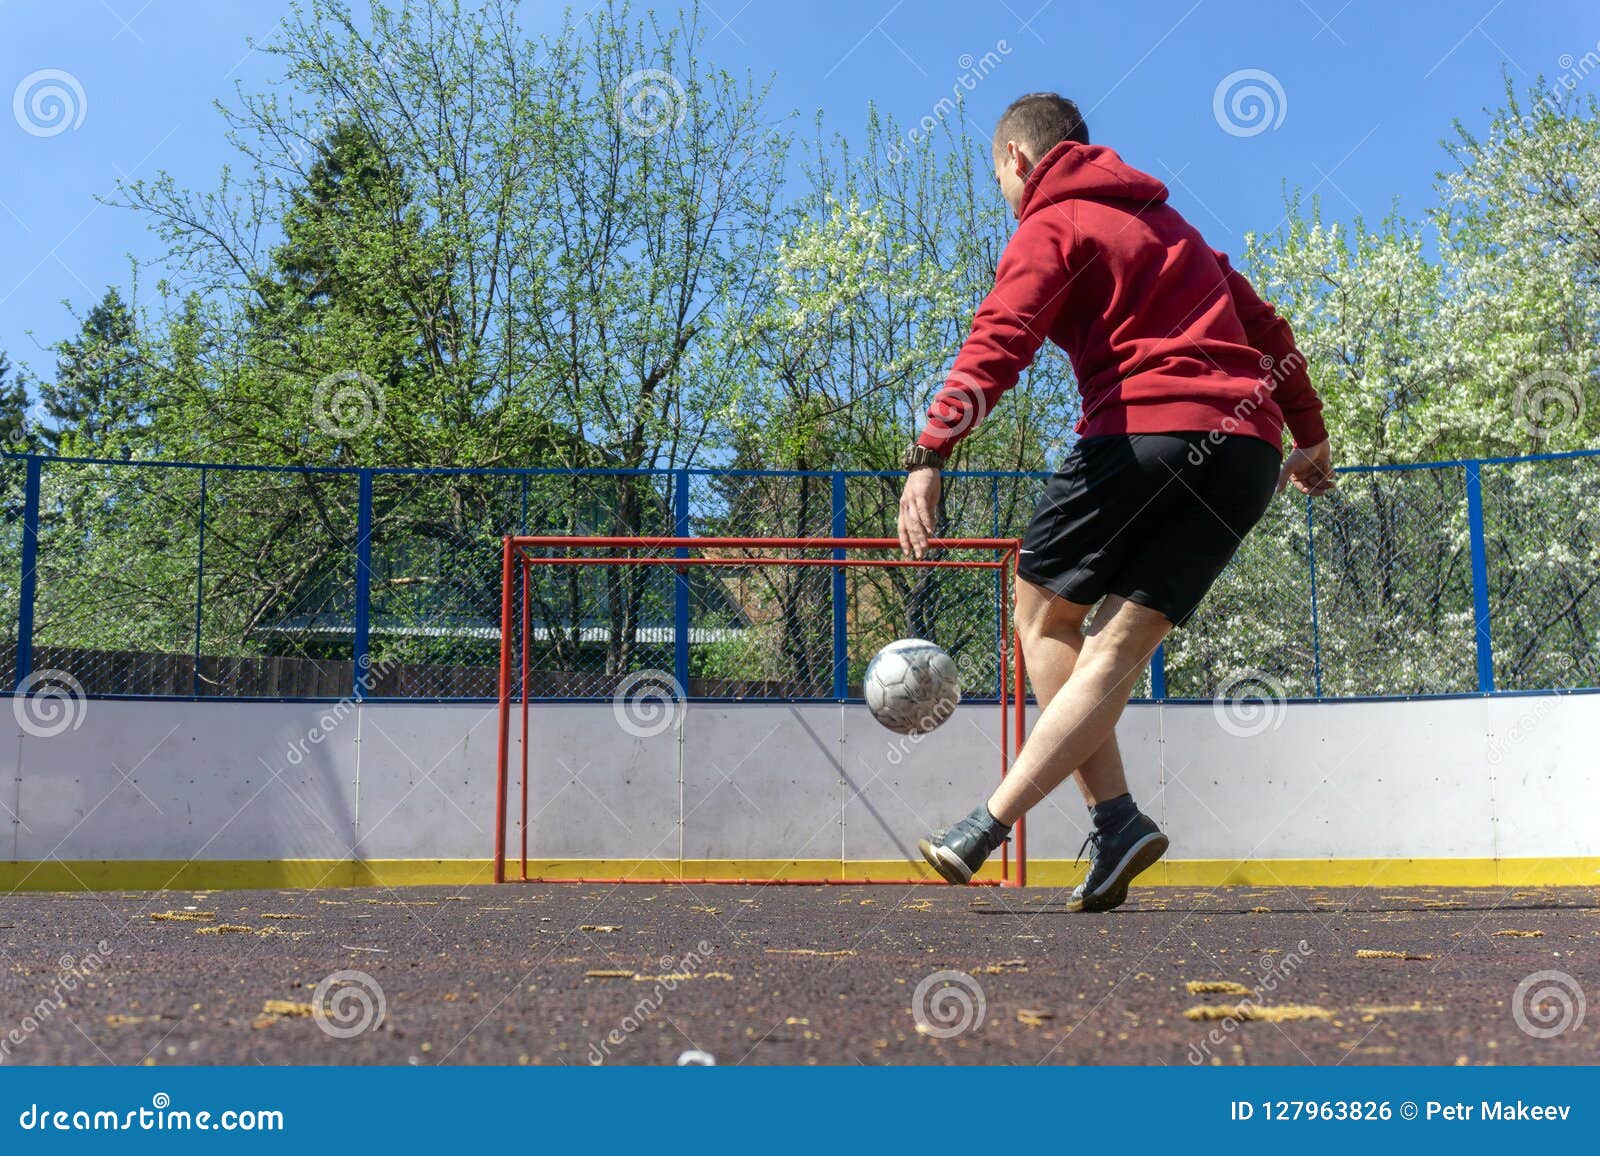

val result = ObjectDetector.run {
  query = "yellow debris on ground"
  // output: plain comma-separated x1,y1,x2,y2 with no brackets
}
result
261,1000,314,1017
1491,929,1544,938
584,969,635,978
764,948,854,957
977,959,1029,974
1183,1003,1334,1023
579,925,620,932
1356,948,1434,960
1186,981,1253,996
1016,1009,1054,1028
149,911,215,922
260,913,309,921
195,924,255,935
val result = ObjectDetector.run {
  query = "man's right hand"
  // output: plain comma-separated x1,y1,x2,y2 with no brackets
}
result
1277,438,1336,496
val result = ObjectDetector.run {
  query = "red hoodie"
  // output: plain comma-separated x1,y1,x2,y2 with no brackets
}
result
917,141,1328,456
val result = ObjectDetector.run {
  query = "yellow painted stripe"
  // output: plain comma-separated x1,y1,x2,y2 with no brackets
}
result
5,857,1598,892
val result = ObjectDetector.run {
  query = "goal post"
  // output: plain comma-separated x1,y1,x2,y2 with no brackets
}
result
494,536,1028,886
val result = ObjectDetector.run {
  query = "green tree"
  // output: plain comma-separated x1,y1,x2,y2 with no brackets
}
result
41,287,151,458
0,351,39,455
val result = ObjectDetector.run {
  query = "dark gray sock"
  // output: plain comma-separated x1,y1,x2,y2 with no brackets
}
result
1090,792,1138,832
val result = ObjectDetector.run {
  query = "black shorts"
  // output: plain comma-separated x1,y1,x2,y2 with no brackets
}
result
1017,432,1281,626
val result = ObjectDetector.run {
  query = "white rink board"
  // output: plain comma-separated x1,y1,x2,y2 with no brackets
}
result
6,694,1597,866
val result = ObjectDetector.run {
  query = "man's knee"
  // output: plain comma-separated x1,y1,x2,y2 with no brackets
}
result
1017,579,1090,643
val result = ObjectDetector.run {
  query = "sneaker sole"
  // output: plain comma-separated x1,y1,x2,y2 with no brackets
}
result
1070,832,1169,913
917,839,973,885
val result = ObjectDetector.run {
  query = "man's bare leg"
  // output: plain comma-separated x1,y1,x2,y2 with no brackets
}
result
918,590,1170,893
1012,578,1129,808
989,594,1171,825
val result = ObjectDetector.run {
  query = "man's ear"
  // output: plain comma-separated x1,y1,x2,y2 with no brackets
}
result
1009,140,1033,179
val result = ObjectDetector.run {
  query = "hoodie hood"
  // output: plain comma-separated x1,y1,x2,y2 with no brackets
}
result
1017,141,1169,220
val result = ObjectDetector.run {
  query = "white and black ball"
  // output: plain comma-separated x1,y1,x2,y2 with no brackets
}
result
863,638,961,735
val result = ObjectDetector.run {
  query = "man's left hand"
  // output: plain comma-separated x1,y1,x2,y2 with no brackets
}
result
898,467,941,559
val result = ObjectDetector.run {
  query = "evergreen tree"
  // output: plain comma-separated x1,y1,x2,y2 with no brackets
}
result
41,287,149,457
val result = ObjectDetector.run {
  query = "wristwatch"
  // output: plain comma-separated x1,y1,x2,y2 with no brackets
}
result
902,444,947,471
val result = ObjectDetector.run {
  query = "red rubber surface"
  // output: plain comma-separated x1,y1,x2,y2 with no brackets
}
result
2,884,1595,1065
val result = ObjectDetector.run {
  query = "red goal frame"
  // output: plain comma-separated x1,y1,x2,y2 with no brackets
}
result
494,536,1028,886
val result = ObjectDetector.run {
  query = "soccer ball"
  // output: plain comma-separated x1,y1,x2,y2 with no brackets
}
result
863,639,961,735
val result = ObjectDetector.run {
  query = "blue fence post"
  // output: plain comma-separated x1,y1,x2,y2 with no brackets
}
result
1305,493,1323,697
831,471,848,700
193,467,207,698
1149,644,1166,701
353,469,374,700
673,469,691,696
1464,460,1495,693
14,455,41,690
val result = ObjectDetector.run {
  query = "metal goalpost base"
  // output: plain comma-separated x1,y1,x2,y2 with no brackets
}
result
494,536,1028,887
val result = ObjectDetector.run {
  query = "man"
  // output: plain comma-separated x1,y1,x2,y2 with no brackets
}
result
900,93,1335,910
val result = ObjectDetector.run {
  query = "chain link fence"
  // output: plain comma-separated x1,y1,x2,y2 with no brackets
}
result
1,450,1596,703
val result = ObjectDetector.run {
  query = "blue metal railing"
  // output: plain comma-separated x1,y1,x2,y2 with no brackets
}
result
3,444,1598,703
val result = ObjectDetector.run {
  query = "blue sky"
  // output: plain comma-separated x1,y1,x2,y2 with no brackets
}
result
2,0,1596,376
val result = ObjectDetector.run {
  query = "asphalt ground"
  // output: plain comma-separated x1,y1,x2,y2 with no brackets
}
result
2,883,1595,1066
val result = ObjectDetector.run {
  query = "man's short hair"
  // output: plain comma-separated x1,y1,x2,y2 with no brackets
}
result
993,93,1090,159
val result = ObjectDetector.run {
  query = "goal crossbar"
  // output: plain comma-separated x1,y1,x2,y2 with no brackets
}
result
494,535,1028,886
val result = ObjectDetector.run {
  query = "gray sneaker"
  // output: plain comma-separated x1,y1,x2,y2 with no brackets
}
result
1066,810,1168,912
917,805,1010,885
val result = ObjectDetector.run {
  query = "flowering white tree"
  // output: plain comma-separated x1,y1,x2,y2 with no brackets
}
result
1169,80,1600,697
